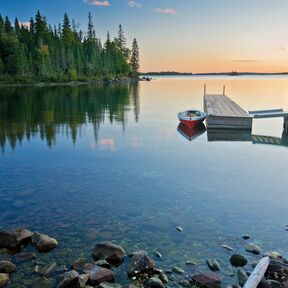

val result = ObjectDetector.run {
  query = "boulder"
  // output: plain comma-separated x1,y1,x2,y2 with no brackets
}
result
92,242,125,265
31,232,58,253
57,270,79,288
191,273,221,288
0,261,16,274
83,263,115,286
144,277,164,288
78,274,89,288
229,255,248,267
0,273,9,288
128,253,154,277
244,244,261,255
0,228,32,250
207,259,220,271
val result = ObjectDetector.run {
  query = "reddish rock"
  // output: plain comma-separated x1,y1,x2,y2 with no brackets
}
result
83,263,115,286
191,273,221,288
128,253,155,278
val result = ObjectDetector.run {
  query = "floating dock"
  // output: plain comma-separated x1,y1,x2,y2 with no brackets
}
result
204,86,253,130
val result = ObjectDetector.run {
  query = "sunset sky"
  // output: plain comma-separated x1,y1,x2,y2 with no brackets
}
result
2,0,288,73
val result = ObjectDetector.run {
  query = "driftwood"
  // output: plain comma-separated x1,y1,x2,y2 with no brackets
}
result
243,257,270,288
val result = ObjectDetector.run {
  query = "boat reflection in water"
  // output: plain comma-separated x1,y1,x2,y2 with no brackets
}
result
177,122,206,141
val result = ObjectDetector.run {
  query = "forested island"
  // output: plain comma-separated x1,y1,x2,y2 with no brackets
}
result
0,11,140,84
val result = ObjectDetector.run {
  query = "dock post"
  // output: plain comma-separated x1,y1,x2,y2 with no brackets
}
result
284,117,288,134
204,84,206,95
223,85,226,95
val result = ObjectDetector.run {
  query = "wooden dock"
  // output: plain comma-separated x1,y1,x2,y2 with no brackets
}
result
204,87,253,130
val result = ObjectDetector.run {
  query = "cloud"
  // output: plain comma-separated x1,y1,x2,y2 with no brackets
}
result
84,0,111,6
20,21,30,28
154,8,177,15
128,0,142,8
233,60,258,63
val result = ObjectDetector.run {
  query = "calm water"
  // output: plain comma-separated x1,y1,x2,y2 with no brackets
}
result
1,76,288,287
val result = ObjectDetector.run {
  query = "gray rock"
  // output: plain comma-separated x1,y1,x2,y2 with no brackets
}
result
0,261,16,274
191,273,221,288
179,280,191,287
71,258,90,271
99,282,122,288
237,268,248,286
0,273,9,288
176,227,183,232
95,260,112,269
207,259,220,271
159,273,169,284
172,267,185,274
92,242,125,266
144,277,164,288
229,255,248,267
31,232,58,253
83,263,115,286
221,245,234,252
244,244,261,255
57,270,79,288
185,261,196,266
242,235,250,240
78,274,89,288
0,228,33,250
128,253,154,277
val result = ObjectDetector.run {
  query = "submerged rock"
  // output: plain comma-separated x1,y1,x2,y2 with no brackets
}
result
144,277,164,288
176,227,183,232
71,258,90,271
95,260,112,269
191,273,221,288
57,270,79,288
0,228,32,250
0,273,9,288
83,263,115,285
92,242,126,266
78,274,89,287
207,259,220,271
229,255,248,267
265,252,282,260
172,267,185,274
31,232,58,253
128,253,154,277
14,252,37,263
159,273,169,284
0,261,16,274
185,261,196,266
99,282,122,288
244,244,261,255
179,279,191,287
31,277,53,288
237,268,248,286
242,235,250,240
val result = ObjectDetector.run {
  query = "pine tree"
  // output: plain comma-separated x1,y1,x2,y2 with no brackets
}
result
130,38,139,78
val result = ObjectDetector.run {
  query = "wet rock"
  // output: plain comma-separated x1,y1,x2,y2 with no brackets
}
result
265,262,285,279
265,252,282,260
57,270,79,288
0,228,33,250
40,262,57,276
165,270,173,275
237,268,248,286
207,259,220,271
128,253,154,277
154,251,162,258
159,273,169,284
250,260,259,268
245,244,261,255
83,263,115,285
266,280,281,288
14,252,37,263
71,258,90,271
129,250,148,257
144,277,164,288
0,261,16,274
95,260,112,269
172,267,185,274
191,273,221,288
78,274,89,287
221,245,234,252
185,261,196,266
229,255,248,267
179,279,191,287
31,277,53,288
92,242,125,266
242,235,250,240
0,273,9,288
176,227,183,232
31,232,58,253
99,282,122,288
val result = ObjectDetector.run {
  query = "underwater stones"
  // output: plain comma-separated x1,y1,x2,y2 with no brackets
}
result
229,255,248,267
0,261,16,274
176,227,183,232
144,277,164,288
83,263,115,286
57,270,79,288
31,232,58,253
78,274,89,287
237,268,248,286
207,259,220,272
264,251,283,260
159,273,169,284
185,261,196,266
92,242,126,265
245,244,261,255
95,260,112,269
99,282,122,288
179,279,191,287
221,245,234,252
128,253,155,277
0,228,33,250
242,235,250,240
191,273,221,288
172,267,185,274
71,258,90,271
31,277,54,288
0,273,9,288
40,262,57,276
14,252,37,263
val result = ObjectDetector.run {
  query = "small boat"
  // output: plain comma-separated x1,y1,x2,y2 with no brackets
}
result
177,123,206,141
178,110,207,128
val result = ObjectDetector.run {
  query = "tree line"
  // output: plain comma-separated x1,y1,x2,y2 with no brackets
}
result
0,11,140,83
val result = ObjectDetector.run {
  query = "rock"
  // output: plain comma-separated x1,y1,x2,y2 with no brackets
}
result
40,262,57,276
31,232,58,253
57,270,79,288
229,255,247,267
71,258,90,271
179,280,191,287
78,274,89,287
207,259,220,271
237,268,248,286
221,245,234,251
144,277,164,288
31,277,53,288
99,282,122,288
226,285,241,288
191,273,221,288
266,262,285,279
0,261,16,274
0,274,9,288
83,263,115,286
176,227,183,232
266,280,281,288
92,242,125,266
129,250,148,257
128,253,154,277
172,267,185,274
0,228,33,250
242,235,250,240
154,251,162,258
14,252,37,263
265,252,282,260
250,260,259,268
95,260,112,269
185,261,196,266
244,244,261,255
159,273,169,284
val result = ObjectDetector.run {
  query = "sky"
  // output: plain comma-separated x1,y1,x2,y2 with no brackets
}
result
2,0,288,73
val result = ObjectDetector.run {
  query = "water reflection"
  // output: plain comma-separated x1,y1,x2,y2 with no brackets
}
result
177,123,206,141
0,83,140,153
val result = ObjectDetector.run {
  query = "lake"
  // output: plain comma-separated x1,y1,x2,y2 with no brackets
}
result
1,76,288,287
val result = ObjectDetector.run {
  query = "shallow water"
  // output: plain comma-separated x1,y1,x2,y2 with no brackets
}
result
1,76,288,287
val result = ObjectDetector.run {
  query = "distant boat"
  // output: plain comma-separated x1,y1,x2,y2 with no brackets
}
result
228,71,239,76
177,123,206,141
177,110,207,128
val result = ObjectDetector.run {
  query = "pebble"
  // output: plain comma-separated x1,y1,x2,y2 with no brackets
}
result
185,261,196,266
207,259,220,271
172,267,185,274
176,227,183,232
154,251,162,258
245,244,261,255
221,245,234,252
242,235,250,240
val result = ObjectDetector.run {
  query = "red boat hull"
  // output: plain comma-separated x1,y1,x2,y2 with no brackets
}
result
179,119,204,128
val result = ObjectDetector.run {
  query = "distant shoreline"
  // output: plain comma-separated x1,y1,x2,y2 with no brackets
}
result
141,71,288,76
